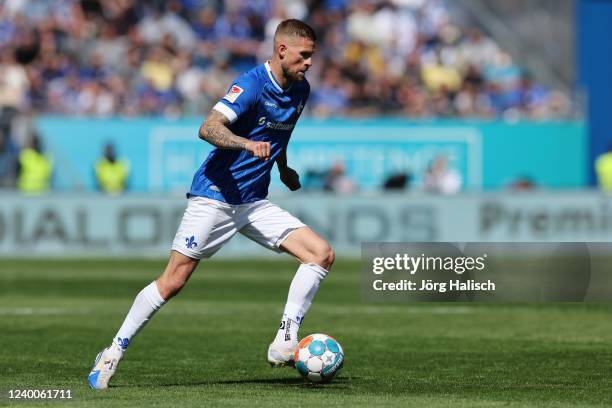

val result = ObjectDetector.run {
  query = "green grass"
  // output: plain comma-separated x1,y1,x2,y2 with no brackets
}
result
0,258,611,407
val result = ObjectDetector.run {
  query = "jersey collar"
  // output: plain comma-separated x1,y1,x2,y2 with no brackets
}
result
265,61,292,93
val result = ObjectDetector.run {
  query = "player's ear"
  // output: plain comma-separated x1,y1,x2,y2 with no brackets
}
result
278,44,287,59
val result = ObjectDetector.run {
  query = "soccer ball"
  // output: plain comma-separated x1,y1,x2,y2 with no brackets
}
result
294,333,344,383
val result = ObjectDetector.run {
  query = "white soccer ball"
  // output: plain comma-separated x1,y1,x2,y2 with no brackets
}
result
294,333,344,383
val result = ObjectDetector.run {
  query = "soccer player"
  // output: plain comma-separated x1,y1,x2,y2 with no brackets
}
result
88,19,334,390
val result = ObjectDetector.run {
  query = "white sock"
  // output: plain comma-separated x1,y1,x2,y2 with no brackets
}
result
107,341,124,360
274,263,328,346
274,314,300,346
113,281,166,351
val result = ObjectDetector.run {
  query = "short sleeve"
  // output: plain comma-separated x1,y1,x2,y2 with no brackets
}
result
213,76,259,124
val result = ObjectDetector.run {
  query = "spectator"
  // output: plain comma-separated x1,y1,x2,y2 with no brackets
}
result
302,168,328,191
383,172,412,190
423,155,462,194
459,27,499,69
140,47,174,92
509,175,537,191
595,145,612,191
311,65,349,117
138,1,195,50
89,24,129,69
95,142,130,195
17,132,52,194
324,161,357,194
0,48,29,120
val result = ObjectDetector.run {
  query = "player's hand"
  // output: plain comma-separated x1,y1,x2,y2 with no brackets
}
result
245,141,271,160
279,166,301,191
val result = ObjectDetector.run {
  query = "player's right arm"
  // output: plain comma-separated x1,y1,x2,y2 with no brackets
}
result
199,110,270,160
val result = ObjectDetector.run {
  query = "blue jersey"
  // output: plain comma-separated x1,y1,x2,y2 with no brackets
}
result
188,62,309,204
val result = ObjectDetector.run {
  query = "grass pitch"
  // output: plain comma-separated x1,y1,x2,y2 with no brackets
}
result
0,258,611,407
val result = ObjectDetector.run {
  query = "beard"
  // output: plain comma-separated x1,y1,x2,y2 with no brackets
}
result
282,65,306,82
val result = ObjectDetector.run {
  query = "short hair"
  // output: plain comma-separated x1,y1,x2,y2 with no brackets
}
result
274,19,316,43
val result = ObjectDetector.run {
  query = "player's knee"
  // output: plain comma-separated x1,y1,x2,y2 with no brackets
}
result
324,247,335,270
312,242,335,270
157,261,194,299
157,275,186,299
328,247,336,268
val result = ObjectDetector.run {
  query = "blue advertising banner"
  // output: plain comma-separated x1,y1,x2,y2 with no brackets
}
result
35,117,586,193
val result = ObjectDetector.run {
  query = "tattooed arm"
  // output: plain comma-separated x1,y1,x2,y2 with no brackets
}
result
199,110,271,159
199,110,249,149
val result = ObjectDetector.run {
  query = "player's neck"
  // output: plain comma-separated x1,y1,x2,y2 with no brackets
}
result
268,59,293,90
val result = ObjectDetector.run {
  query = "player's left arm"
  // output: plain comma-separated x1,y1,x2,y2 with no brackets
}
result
277,85,310,191
277,148,301,191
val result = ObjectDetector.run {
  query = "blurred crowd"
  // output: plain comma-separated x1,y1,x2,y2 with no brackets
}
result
0,0,574,121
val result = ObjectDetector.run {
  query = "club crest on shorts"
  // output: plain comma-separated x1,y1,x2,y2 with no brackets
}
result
185,235,197,249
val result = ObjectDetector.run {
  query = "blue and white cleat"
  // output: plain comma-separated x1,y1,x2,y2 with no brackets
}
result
88,345,123,390
267,342,297,368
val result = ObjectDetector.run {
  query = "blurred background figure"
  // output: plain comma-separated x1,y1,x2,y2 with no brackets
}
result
383,172,412,191
0,128,19,188
423,155,462,195
95,142,130,195
595,144,612,192
17,132,52,194
324,161,357,194
301,167,328,191
508,175,537,192
0,48,29,131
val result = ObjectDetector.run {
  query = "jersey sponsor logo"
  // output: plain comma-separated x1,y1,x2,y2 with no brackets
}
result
224,85,244,103
266,121,295,131
264,100,278,108
257,116,295,131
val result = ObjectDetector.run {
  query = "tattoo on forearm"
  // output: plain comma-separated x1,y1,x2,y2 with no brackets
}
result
200,110,250,150
201,125,248,149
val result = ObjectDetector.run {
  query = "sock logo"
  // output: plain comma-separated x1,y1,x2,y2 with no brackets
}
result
284,319,292,342
117,337,130,350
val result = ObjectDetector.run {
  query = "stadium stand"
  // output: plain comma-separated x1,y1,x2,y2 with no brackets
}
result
0,0,574,121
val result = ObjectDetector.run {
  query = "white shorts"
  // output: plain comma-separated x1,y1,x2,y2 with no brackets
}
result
171,197,306,259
